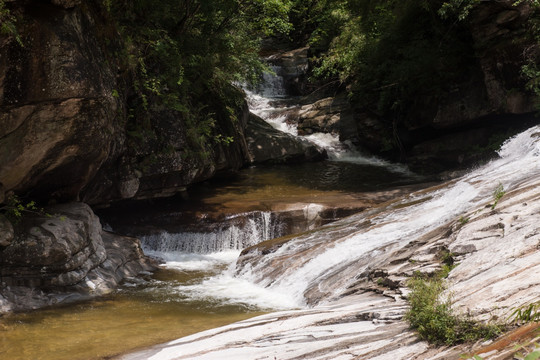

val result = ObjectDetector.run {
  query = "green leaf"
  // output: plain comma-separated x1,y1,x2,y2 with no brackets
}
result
524,351,540,360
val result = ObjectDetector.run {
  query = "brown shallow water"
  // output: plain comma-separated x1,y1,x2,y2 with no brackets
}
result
0,268,264,360
98,161,427,231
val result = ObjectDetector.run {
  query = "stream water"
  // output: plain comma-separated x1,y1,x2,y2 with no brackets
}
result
0,65,425,360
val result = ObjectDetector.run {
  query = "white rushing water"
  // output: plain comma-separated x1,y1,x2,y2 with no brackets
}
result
138,62,540,313
142,128,540,311
141,211,282,254
140,210,297,310
235,125,540,307
245,65,412,175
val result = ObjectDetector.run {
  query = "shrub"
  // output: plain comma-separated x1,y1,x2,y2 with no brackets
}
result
405,271,503,345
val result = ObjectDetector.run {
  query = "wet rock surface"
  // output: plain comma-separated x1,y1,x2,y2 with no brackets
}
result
121,127,540,360
245,112,327,164
296,94,355,138
0,203,155,313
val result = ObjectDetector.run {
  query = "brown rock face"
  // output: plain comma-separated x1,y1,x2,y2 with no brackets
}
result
433,0,537,127
0,215,13,248
0,2,252,206
0,2,117,202
296,94,355,138
352,0,540,172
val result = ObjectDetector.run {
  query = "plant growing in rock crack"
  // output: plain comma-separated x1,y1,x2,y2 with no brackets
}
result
405,268,504,345
0,194,49,224
458,216,470,226
491,183,506,210
510,301,540,324
0,0,22,46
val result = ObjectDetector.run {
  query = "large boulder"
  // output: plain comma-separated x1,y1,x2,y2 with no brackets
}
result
0,1,252,207
351,0,540,172
80,87,251,205
433,0,537,128
296,93,357,143
0,202,155,312
245,113,326,164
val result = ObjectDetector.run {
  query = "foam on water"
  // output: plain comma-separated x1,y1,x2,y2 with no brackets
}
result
144,249,298,310
173,264,299,311
244,65,413,172
139,210,293,310
237,125,540,306
138,127,540,312
304,132,413,174
145,250,240,272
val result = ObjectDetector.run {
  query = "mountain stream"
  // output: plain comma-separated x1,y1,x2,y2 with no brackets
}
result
0,66,428,360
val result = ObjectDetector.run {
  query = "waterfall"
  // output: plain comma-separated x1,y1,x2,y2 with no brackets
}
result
139,209,298,311
235,125,540,306
141,211,283,256
244,65,412,175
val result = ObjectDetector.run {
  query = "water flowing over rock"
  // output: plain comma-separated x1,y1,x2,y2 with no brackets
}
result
121,127,540,359
0,203,155,312
245,113,327,164
141,211,285,255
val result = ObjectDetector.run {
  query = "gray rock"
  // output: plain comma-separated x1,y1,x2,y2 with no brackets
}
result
118,178,140,199
296,94,354,138
0,215,13,247
0,202,156,312
245,113,326,164
449,244,477,255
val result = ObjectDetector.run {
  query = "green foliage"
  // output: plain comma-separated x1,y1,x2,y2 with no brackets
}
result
510,302,540,324
304,0,475,134
438,0,479,21
522,62,540,103
104,0,291,159
405,270,503,345
440,249,456,268
439,0,539,21
0,194,48,224
491,183,506,210
524,351,540,360
0,0,22,46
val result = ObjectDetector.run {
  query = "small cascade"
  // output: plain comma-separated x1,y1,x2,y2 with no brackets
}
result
248,65,287,98
236,125,540,306
245,64,300,136
141,211,283,256
245,63,412,174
